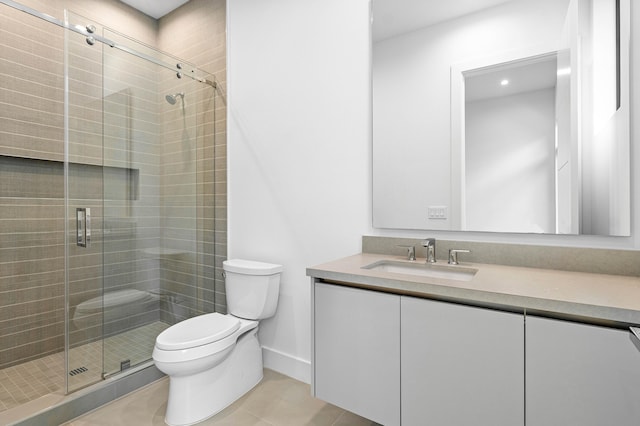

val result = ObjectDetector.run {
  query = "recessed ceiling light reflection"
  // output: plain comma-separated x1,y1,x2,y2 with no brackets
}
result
500,79,510,86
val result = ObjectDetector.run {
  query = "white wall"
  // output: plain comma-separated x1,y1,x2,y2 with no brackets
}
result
227,0,372,382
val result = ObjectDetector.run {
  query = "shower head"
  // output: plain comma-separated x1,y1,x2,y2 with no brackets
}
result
165,92,184,105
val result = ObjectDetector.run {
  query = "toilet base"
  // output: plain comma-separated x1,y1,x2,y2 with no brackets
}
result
164,327,263,426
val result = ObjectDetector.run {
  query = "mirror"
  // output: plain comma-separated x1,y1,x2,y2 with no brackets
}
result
372,0,630,236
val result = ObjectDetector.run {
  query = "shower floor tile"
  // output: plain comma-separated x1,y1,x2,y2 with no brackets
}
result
0,321,169,413
0,351,66,412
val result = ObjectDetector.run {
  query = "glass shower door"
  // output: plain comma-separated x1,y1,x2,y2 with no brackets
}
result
1,1,218,405
65,12,201,391
65,12,106,392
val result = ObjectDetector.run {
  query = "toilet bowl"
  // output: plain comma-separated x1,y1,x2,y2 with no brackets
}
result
153,259,282,426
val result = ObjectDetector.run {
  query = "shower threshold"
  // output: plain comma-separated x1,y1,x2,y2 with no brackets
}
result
0,360,164,426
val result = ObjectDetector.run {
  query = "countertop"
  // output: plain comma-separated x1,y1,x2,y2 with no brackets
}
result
307,253,640,326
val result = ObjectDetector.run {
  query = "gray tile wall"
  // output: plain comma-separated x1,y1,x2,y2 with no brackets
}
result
0,5,66,368
0,0,226,369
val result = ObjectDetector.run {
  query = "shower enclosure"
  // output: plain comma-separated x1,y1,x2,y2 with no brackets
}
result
0,0,225,413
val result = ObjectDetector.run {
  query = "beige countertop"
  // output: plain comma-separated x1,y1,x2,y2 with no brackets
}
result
307,253,640,326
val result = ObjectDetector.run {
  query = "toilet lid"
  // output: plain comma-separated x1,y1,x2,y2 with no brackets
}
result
223,259,283,275
155,313,240,351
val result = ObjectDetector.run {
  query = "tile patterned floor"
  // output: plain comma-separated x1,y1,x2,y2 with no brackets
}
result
0,353,65,412
104,321,169,377
64,369,381,426
0,321,169,413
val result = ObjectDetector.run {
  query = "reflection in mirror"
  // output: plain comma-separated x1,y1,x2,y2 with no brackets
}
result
464,53,560,234
372,0,630,236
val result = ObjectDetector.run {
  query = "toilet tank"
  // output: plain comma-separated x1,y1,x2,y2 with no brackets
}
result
223,259,282,320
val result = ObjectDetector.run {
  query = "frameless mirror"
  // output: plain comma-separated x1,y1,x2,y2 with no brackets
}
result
372,0,630,236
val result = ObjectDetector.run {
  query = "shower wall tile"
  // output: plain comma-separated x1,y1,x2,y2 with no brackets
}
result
0,5,65,163
0,158,62,199
2,308,63,341
0,173,65,370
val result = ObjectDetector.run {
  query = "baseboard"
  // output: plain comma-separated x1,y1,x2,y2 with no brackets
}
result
262,345,311,384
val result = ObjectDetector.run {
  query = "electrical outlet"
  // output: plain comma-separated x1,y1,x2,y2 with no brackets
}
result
428,206,448,219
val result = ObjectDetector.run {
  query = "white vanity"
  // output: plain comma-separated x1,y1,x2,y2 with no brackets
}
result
307,253,640,426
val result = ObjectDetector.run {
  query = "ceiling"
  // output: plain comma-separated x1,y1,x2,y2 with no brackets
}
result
119,0,189,19
123,0,512,33
465,54,559,102
373,0,513,42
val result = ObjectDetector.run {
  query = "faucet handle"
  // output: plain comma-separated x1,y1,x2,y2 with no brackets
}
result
448,249,470,265
397,245,416,261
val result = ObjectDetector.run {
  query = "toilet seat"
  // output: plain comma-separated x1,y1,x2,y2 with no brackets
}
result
156,313,240,351
153,314,259,364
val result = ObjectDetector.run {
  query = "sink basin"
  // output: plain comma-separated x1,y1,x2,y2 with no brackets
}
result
363,260,477,282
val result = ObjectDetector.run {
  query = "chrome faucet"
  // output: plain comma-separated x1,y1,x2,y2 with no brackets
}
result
421,238,436,263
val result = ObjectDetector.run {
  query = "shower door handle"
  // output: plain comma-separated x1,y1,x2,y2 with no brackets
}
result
76,208,91,247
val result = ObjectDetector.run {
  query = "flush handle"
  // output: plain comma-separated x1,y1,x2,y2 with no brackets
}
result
76,208,91,247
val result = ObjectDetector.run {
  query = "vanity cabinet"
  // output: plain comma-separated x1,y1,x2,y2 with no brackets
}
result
310,252,640,425
312,282,524,426
312,278,640,426
526,316,640,426
401,296,524,426
313,282,401,426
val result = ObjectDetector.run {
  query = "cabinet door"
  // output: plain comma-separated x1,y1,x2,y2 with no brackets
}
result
527,316,640,426
314,283,400,426
401,296,524,426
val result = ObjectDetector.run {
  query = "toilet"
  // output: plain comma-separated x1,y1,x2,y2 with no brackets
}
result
152,259,282,426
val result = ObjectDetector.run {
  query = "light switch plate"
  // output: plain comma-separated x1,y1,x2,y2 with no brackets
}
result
428,206,448,219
